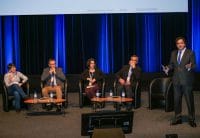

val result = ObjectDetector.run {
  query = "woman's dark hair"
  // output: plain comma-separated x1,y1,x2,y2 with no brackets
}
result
86,58,96,68
7,63,16,70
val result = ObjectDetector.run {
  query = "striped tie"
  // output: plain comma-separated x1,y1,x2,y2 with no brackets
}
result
177,50,182,64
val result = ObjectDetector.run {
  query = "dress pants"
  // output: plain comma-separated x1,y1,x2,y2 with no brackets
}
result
173,84,195,121
42,85,62,99
117,84,133,109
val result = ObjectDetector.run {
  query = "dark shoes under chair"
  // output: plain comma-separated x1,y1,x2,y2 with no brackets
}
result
46,104,53,111
115,103,132,112
45,104,62,112
170,118,197,128
56,105,62,112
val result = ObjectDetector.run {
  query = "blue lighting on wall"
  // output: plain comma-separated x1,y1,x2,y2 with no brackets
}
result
2,16,20,72
141,14,162,72
119,15,125,65
191,0,200,71
54,15,66,73
0,17,3,74
4,16,13,72
0,16,20,74
13,16,20,70
1,1,200,74
98,15,110,73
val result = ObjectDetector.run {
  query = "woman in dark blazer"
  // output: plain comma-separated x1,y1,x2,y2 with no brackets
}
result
81,58,104,99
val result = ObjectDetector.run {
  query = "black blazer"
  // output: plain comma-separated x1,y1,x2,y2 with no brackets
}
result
168,49,196,86
81,68,104,87
116,65,142,86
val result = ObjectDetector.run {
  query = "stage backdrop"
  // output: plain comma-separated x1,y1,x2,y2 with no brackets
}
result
0,0,200,75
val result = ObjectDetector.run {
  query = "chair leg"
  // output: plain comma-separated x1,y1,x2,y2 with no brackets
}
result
149,93,152,110
64,101,68,108
165,99,174,112
79,94,83,108
2,98,9,112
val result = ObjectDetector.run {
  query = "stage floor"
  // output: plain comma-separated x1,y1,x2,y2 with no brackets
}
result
0,92,200,138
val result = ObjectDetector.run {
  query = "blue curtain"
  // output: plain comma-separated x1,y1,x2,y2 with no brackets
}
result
0,16,20,74
54,15,66,73
140,14,162,72
0,0,200,74
191,0,200,71
0,17,2,74
98,15,110,73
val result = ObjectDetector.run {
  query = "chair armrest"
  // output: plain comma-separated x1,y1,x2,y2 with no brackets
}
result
149,78,157,95
64,80,68,95
26,81,30,96
165,81,173,97
113,79,117,96
101,78,105,97
149,78,158,109
133,81,141,109
2,82,9,112
134,82,139,93
63,80,68,107
79,80,83,107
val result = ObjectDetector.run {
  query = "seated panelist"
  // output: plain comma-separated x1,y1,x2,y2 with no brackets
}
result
81,58,104,99
41,58,66,111
116,55,142,110
4,63,28,112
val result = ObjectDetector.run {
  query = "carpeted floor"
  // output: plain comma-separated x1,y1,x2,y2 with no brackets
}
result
0,92,199,138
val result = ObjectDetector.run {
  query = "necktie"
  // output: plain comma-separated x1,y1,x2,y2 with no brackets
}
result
127,67,132,82
177,50,182,64
50,73,55,86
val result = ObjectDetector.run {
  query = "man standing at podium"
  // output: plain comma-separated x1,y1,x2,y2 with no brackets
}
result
163,37,197,127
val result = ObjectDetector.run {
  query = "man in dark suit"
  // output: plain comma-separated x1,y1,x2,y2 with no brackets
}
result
116,55,142,111
163,37,196,127
41,58,66,111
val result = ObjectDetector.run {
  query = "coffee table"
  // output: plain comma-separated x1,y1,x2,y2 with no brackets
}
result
91,96,133,112
24,98,66,116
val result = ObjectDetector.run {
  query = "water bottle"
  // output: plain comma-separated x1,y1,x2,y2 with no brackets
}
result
33,91,37,99
122,91,125,98
96,90,100,98
109,90,113,97
33,91,37,102
50,92,54,102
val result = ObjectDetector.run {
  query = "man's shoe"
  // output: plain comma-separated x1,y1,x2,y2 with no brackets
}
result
170,119,182,125
126,106,132,111
116,104,121,112
46,104,53,111
189,120,197,128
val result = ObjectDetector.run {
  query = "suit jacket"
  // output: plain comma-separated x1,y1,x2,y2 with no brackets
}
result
41,67,66,88
168,49,196,86
116,65,142,86
81,68,104,88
